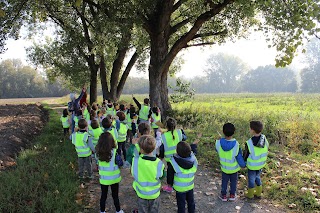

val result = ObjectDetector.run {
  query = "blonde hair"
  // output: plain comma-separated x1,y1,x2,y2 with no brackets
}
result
138,135,156,154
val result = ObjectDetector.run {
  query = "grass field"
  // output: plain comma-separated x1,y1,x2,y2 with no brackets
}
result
2,93,319,212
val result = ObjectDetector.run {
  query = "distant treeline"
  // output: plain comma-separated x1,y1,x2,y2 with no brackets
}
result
0,59,69,98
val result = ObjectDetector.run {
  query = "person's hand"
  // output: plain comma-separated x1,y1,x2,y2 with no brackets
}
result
192,139,200,145
82,87,86,93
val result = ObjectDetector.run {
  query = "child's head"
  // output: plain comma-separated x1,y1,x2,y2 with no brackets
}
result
166,117,177,139
120,104,125,111
138,135,155,154
96,132,116,162
102,117,112,129
143,98,149,105
152,106,159,115
116,111,126,121
107,100,113,108
78,119,88,130
223,123,235,137
63,109,68,117
70,93,75,101
130,105,136,114
176,141,191,158
92,103,98,111
91,119,99,129
100,107,106,115
138,122,151,136
250,121,263,134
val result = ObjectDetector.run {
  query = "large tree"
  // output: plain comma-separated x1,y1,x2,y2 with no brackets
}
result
132,0,320,115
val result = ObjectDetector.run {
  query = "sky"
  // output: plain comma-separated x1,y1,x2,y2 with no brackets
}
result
0,30,306,79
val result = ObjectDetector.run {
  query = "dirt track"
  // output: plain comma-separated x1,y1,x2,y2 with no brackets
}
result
0,97,57,105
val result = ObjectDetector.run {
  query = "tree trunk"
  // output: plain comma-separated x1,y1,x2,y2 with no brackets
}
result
89,66,98,104
99,55,109,100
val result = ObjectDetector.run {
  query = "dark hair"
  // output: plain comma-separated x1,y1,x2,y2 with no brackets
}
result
91,103,98,111
138,122,151,135
116,111,126,121
223,123,235,137
130,106,136,118
96,132,116,162
250,121,263,134
143,98,149,105
177,141,191,158
102,117,112,129
166,117,177,140
138,135,155,154
63,109,68,117
90,110,97,120
120,104,125,111
78,119,88,129
91,119,99,129
152,107,159,116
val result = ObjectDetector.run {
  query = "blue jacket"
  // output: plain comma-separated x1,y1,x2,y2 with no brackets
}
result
216,138,246,168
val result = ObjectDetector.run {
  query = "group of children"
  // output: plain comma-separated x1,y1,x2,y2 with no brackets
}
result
60,94,269,213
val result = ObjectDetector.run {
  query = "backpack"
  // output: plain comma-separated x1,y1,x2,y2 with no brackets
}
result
115,153,123,167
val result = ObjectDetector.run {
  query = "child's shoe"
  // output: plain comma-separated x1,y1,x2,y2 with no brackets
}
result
254,185,262,199
116,210,124,213
162,185,173,193
219,194,227,202
229,194,236,201
245,188,255,199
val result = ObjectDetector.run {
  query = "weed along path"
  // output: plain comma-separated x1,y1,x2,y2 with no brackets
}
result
79,161,284,213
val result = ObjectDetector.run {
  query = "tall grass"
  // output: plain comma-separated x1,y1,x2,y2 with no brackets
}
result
0,107,80,212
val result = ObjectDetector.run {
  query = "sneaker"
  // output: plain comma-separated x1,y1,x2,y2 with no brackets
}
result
116,210,124,213
162,185,173,193
229,194,236,201
219,194,227,202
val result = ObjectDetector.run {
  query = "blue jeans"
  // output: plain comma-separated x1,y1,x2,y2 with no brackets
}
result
176,189,195,213
221,172,238,196
248,169,262,188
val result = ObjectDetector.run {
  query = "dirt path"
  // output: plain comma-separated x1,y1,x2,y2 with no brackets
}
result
79,164,285,213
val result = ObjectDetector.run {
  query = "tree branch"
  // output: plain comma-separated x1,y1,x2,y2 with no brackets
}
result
170,17,192,35
183,42,216,48
172,0,187,12
72,5,95,28
192,29,227,40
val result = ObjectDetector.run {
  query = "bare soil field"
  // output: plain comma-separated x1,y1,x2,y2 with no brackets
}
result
0,97,57,105
0,103,49,169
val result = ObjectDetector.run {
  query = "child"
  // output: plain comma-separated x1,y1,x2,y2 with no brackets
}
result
71,119,95,179
126,122,162,165
96,132,124,213
88,119,103,147
106,100,116,116
150,107,161,138
102,116,118,144
161,117,187,193
131,135,164,213
132,95,151,124
68,87,86,133
116,111,129,163
126,105,138,144
243,121,269,199
60,109,71,136
215,123,246,201
73,111,83,132
169,141,198,213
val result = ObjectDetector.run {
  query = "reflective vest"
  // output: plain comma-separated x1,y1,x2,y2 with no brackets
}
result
162,129,183,162
72,132,91,157
170,154,198,192
215,139,241,174
73,116,79,128
139,105,150,121
127,114,138,130
131,155,164,199
106,107,116,116
117,123,128,142
88,127,103,146
83,108,90,121
246,136,269,170
151,113,161,129
99,149,121,185
60,116,70,128
105,128,118,148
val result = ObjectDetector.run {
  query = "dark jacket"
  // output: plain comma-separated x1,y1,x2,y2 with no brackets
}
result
216,138,246,168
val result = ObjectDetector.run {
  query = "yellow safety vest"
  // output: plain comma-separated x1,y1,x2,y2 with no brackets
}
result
151,113,161,129
139,105,150,121
170,154,198,192
215,139,241,174
99,149,121,185
162,129,183,162
131,155,164,199
117,123,128,142
88,127,103,146
72,132,91,157
246,135,269,170
60,116,70,128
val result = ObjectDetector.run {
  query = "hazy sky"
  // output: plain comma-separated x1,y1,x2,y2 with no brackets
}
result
0,31,305,79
